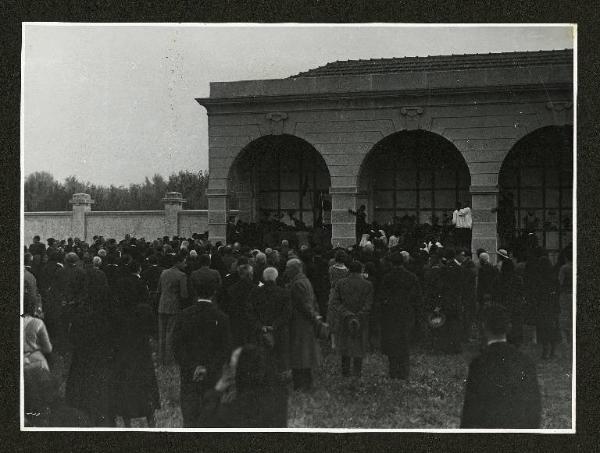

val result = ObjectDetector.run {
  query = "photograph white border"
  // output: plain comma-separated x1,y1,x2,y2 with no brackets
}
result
20,22,577,433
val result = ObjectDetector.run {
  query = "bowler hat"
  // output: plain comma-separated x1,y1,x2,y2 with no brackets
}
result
497,248,510,260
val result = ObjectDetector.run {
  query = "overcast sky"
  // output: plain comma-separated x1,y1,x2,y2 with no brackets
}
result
22,24,574,187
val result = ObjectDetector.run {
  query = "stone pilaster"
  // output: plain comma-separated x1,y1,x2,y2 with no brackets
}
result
69,193,94,242
162,192,186,238
207,189,229,245
470,185,499,262
330,186,358,248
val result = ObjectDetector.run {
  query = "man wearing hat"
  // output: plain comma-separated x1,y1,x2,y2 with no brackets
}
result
461,304,541,428
379,252,422,379
330,261,373,377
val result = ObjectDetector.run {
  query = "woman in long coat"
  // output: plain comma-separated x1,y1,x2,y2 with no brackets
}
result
66,262,117,426
286,259,322,391
112,259,160,427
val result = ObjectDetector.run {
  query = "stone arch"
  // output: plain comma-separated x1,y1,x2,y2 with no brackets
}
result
498,125,573,261
357,129,471,230
227,134,332,229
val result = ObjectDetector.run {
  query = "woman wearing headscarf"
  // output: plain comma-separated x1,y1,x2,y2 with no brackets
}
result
65,258,117,426
111,257,160,427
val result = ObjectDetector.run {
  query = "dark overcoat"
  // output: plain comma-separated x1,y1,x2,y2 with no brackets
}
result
247,282,292,372
493,271,525,346
379,266,422,357
111,273,160,419
223,278,256,348
461,341,541,428
66,267,117,425
288,272,321,370
330,274,373,357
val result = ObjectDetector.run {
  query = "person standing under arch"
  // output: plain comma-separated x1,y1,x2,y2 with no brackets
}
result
349,205,368,245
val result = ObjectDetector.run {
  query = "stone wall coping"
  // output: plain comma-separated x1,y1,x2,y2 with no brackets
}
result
25,211,72,216
87,210,164,216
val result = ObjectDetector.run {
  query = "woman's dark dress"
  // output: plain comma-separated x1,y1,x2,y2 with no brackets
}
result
112,272,160,419
66,267,117,425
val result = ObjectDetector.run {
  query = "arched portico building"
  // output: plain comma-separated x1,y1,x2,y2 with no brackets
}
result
197,49,573,258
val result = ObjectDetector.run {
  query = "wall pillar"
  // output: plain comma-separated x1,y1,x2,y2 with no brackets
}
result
207,189,230,245
69,193,94,242
162,192,186,238
470,185,499,262
330,186,358,248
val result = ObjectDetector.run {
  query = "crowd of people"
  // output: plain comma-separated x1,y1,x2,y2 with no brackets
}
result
22,227,573,429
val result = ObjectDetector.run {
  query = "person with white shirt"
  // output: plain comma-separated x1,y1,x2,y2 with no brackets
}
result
452,202,472,249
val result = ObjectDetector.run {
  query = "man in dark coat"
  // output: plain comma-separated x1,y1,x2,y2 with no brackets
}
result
111,259,160,427
222,264,256,348
56,252,87,349
189,254,222,300
379,252,422,379
439,248,464,354
141,254,165,315
247,267,292,373
477,252,498,310
461,304,541,428
460,249,478,341
172,278,232,428
66,259,117,426
286,258,323,391
330,261,373,377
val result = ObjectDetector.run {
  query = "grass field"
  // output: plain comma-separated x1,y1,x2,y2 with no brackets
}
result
137,336,572,429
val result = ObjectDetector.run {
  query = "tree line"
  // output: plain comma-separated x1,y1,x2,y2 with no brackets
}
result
24,171,210,211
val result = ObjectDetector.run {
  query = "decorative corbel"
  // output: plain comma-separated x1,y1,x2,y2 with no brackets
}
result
399,106,424,130
265,112,288,135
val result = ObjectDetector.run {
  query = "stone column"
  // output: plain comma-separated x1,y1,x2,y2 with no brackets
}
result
330,186,358,248
69,193,94,242
470,185,499,262
207,189,230,245
162,192,186,238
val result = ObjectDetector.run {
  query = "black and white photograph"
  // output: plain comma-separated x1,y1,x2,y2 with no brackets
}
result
20,23,575,432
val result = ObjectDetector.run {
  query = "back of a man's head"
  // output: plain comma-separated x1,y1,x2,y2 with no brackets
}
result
199,253,211,267
263,266,278,282
193,279,218,300
286,258,303,273
482,304,510,337
479,252,490,265
238,264,254,281
348,260,363,274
